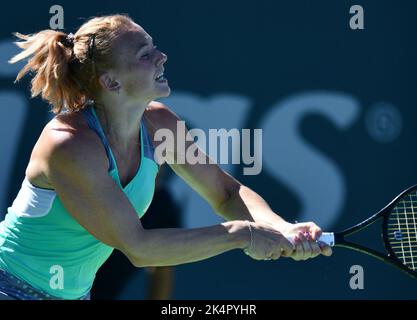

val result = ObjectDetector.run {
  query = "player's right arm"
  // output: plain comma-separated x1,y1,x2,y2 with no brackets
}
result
38,121,290,266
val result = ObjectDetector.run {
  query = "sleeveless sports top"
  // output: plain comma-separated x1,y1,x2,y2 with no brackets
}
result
0,104,159,299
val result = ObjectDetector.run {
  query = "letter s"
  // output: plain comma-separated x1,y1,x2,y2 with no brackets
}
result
262,92,360,229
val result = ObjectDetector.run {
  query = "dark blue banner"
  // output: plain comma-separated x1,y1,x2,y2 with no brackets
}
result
0,1,416,299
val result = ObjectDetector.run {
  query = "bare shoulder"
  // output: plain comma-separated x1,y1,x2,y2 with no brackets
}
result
26,111,108,188
146,100,172,114
145,101,181,129
45,112,99,153
47,114,106,165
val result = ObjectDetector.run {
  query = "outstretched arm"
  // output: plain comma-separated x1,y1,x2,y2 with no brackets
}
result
146,101,332,259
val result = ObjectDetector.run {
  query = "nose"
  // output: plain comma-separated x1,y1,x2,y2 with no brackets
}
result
156,51,168,67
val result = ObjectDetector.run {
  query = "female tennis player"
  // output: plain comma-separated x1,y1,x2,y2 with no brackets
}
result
0,14,331,300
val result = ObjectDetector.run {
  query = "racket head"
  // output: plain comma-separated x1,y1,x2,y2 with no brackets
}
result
382,184,417,278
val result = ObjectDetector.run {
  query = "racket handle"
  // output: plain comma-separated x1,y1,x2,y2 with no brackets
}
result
318,232,335,247
287,232,335,247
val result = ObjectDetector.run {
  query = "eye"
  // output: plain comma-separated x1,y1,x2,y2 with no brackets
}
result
140,46,157,59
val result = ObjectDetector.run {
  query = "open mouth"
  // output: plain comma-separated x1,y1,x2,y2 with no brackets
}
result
155,72,167,83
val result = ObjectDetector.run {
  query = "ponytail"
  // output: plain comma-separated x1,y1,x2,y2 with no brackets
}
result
10,14,135,114
10,30,86,114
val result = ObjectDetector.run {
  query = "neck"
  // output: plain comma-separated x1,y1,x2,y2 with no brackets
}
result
93,98,149,151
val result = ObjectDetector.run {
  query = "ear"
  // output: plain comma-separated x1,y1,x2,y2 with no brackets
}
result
98,73,121,92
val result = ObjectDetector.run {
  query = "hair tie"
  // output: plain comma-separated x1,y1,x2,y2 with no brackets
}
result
61,33,75,48
88,34,96,60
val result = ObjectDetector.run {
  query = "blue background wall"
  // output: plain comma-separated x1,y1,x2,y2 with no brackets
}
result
0,0,416,299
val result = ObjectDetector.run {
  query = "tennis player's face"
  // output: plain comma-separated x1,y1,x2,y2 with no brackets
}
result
112,24,170,101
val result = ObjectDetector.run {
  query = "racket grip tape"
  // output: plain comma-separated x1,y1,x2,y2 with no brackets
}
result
317,232,335,247
287,232,335,247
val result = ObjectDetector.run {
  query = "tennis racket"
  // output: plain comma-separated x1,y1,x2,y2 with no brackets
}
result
317,184,417,280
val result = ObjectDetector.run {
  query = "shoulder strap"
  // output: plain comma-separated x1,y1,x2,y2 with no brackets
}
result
80,106,115,171
141,119,156,162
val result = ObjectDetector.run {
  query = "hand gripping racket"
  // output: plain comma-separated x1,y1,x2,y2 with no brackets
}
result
318,184,417,280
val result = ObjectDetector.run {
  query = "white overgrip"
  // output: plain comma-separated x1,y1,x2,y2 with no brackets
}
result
287,232,335,247
318,232,335,247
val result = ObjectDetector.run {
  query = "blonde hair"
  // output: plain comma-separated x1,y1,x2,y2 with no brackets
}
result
9,14,134,114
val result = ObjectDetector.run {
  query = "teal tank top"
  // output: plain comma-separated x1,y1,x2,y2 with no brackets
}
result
0,105,159,299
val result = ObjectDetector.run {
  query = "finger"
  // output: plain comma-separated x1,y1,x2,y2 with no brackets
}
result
300,239,312,260
310,241,321,258
280,236,295,257
246,248,263,261
296,231,308,260
251,254,264,261
271,250,282,260
319,242,333,256
292,235,305,261
298,230,307,240
289,235,299,260
262,247,275,261
307,223,322,241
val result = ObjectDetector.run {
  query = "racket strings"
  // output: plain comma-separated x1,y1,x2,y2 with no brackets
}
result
387,190,417,271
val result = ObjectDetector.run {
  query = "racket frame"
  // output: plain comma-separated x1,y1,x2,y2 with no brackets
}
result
332,184,417,280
